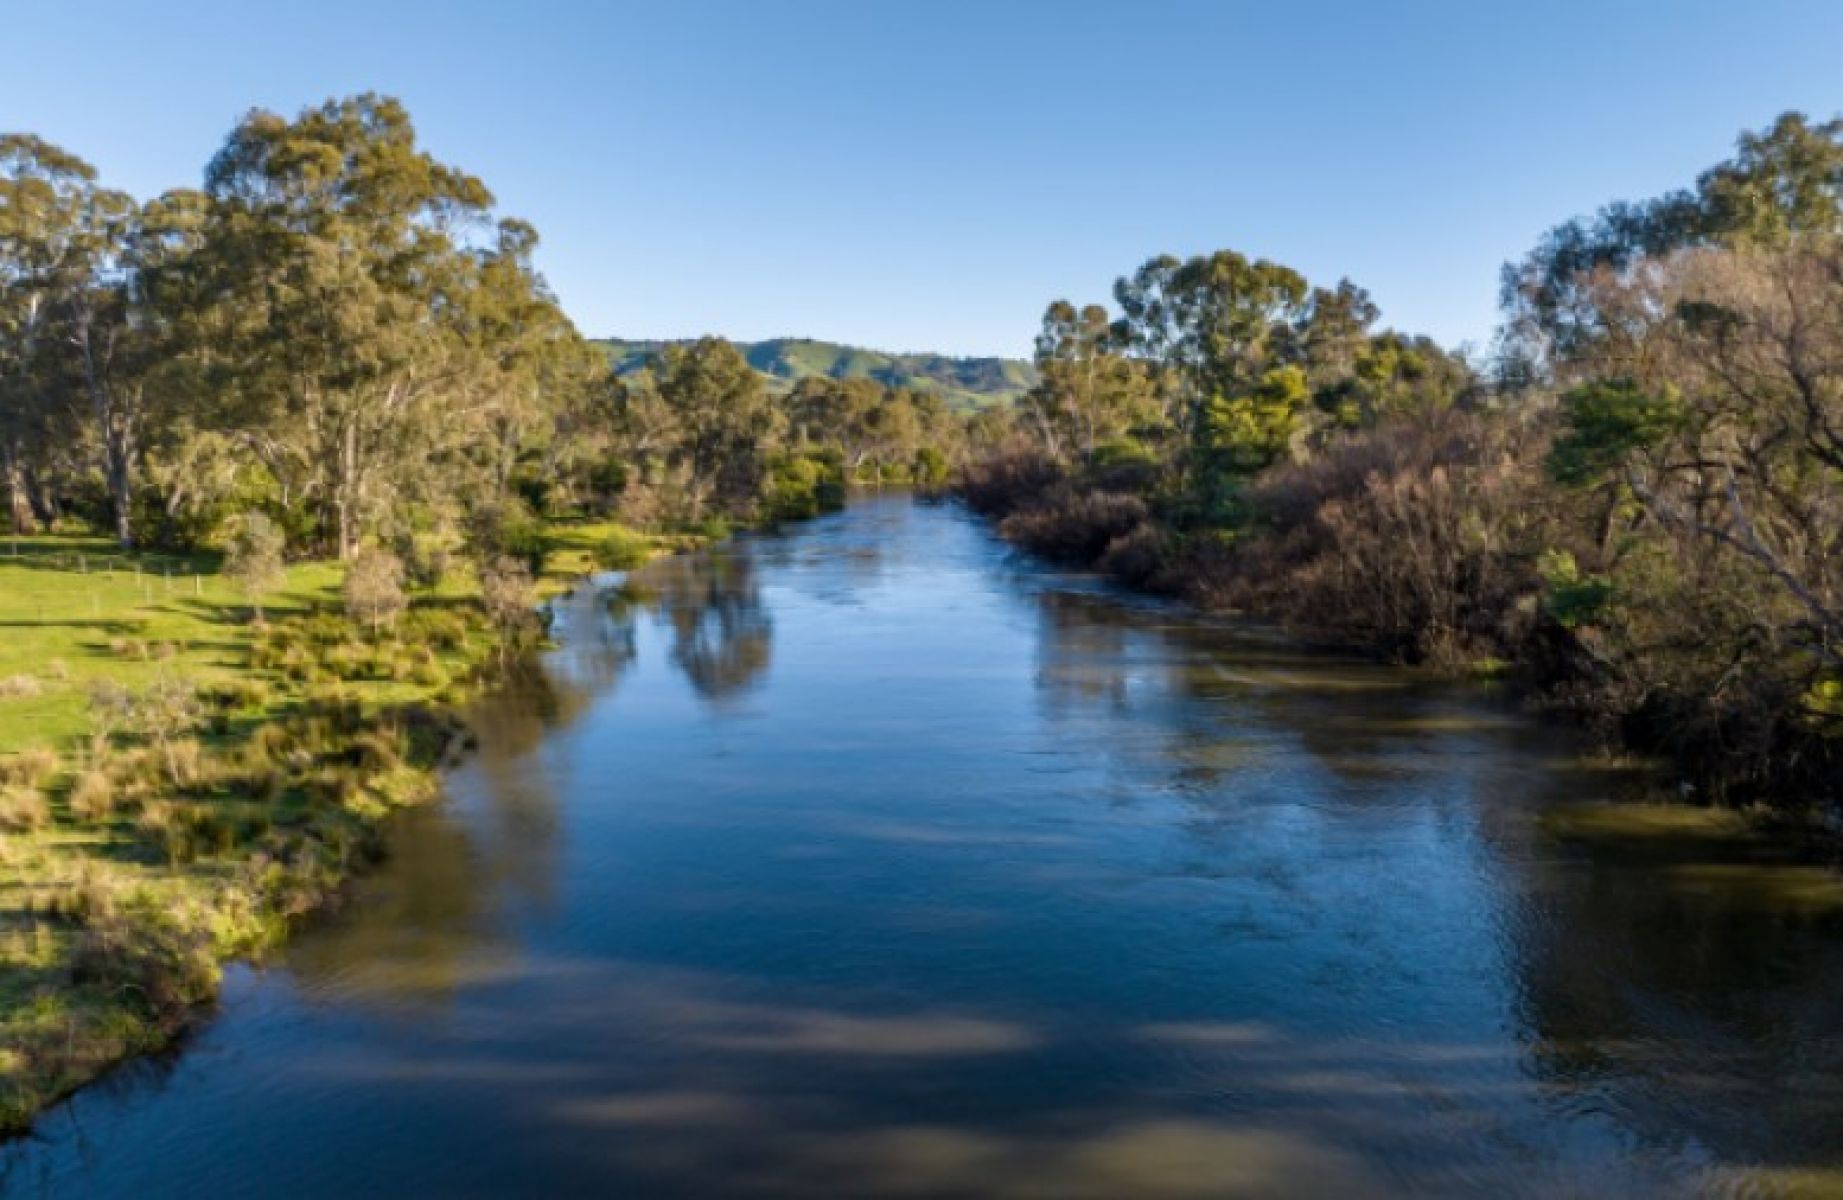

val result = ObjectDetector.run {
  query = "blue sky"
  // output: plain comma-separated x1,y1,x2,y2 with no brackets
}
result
4,1,1839,357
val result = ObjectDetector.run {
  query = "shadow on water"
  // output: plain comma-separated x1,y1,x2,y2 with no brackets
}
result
8,494,1843,1198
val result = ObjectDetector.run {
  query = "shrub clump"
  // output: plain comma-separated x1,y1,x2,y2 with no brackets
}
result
0,674,43,699
594,527,653,571
998,488,1150,566
68,770,116,822
70,902,221,1024
954,446,1065,517
343,548,408,636
0,746,60,790
0,786,50,832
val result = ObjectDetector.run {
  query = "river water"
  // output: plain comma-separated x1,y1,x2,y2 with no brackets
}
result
6,494,1843,1197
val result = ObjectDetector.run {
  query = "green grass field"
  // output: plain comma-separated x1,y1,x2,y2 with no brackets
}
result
0,522,668,754
0,537,346,754
0,519,665,1131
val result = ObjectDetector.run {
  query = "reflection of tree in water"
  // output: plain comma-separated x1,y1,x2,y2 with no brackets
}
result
1034,591,1138,713
1032,581,1843,1179
1032,591,1290,795
467,666,594,915
548,585,639,699
639,551,773,701
284,805,506,1012
285,665,594,1012
1495,790,1843,1178
475,660,596,757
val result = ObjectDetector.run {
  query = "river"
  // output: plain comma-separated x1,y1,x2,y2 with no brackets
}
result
6,493,1843,1197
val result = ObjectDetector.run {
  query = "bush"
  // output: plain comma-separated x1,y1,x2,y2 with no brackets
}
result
343,548,407,636
392,531,453,592
1096,523,1172,589
0,746,60,789
467,499,548,576
0,785,50,832
997,488,1150,566
202,677,272,713
70,903,220,1022
763,454,845,522
912,446,950,488
478,556,538,646
953,445,1065,517
0,674,43,699
222,511,287,623
402,607,470,651
594,527,652,571
1223,409,1549,665
691,515,732,542
68,770,116,822
161,738,207,790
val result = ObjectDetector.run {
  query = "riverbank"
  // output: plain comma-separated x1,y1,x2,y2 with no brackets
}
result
953,448,1843,835
0,520,674,1135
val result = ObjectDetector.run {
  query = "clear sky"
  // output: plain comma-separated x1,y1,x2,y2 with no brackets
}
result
4,1,1839,358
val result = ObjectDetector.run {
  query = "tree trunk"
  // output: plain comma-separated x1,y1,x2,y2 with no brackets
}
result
78,311,137,548
2,443,32,534
105,422,135,548
336,418,359,560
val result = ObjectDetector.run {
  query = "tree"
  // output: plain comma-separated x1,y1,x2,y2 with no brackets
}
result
343,547,407,636
60,190,209,546
1697,112,1843,247
459,217,611,509
478,555,538,654
1193,365,1311,520
90,674,201,787
191,94,499,558
222,511,286,624
1112,251,1313,486
786,376,883,473
1022,300,1156,461
650,337,778,518
0,135,103,533
1500,112,1843,381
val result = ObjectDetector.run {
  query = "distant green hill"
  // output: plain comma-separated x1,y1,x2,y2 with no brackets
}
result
598,337,1034,410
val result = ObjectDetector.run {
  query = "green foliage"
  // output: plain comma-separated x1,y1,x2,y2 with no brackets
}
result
467,499,550,576
1536,549,1616,629
636,336,780,521
691,515,733,542
912,446,949,487
1549,381,1685,486
1806,677,1843,733
764,453,846,522
1020,300,1160,462
588,457,630,502
1190,366,1310,524
594,527,652,571
1088,438,1161,471
1201,366,1310,477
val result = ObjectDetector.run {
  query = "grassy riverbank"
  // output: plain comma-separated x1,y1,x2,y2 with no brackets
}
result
0,521,662,1135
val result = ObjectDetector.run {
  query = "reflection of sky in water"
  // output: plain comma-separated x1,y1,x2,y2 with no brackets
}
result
8,495,1843,1199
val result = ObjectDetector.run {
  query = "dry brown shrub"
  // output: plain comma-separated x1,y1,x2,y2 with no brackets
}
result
998,489,1150,566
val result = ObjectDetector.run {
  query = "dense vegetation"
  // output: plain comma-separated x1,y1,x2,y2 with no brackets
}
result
602,336,1035,410
959,112,1843,813
0,93,976,1132
6,87,1842,1135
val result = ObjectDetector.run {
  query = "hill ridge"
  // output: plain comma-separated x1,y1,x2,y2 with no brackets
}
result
598,336,1033,409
